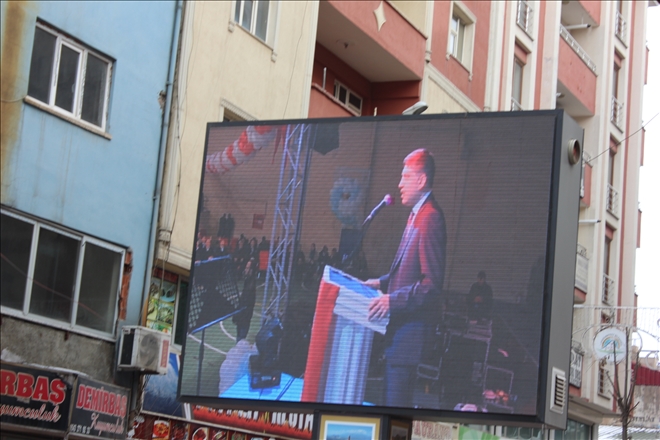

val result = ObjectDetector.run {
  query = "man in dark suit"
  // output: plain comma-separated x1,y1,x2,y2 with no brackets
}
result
366,148,446,407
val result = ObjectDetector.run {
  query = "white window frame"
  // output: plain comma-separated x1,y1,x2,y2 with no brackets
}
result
447,1,476,72
1,208,125,341
333,80,363,115
233,0,276,45
27,22,113,132
449,15,466,60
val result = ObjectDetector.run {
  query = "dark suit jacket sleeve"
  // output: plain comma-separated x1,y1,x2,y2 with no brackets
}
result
388,205,447,315
379,273,390,293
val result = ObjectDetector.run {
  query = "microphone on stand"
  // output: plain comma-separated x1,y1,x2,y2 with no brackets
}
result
343,195,394,272
364,194,394,225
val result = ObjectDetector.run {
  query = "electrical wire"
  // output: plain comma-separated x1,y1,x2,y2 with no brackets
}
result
587,112,658,165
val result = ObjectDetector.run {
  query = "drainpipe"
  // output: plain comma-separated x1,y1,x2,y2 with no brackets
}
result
139,0,183,321
124,0,183,427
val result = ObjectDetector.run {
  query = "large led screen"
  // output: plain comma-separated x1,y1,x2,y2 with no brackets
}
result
179,112,574,421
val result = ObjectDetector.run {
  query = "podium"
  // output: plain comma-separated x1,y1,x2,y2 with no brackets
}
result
301,266,388,405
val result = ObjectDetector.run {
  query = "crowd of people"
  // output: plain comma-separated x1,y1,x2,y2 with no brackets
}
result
194,231,268,274
194,219,369,287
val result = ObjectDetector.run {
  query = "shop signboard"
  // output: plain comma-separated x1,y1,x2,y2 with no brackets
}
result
569,345,583,388
192,407,314,439
411,420,454,440
70,376,130,438
0,361,73,434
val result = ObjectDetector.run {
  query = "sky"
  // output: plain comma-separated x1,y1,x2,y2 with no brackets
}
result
634,6,660,357
635,6,659,311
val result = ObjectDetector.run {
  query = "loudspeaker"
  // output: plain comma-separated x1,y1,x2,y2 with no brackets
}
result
311,124,339,155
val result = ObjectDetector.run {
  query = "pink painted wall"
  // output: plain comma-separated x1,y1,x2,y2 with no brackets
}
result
579,0,601,26
308,87,354,119
312,43,373,115
558,38,597,114
430,0,490,110
327,0,426,79
309,44,420,117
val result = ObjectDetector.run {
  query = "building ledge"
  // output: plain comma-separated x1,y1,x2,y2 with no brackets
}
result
569,395,619,418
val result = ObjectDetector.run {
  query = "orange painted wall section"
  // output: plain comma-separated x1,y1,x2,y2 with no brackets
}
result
310,44,421,117
579,0,601,26
372,80,420,115
430,0,490,110
372,81,419,115
326,0,426,79
313,44,371,100
312,44,373,116
558,38,596,115
308,87,355,119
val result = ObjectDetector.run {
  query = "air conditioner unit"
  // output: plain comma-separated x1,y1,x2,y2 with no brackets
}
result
117,326,169,375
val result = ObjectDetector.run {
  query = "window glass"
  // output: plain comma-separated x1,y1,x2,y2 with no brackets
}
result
450,16,465,59
27,27,56,103
241,0,254,30
2,208,124,335
0,214,33,309
29,228,79,322
81,53,108,127
348,93,361,111
234,1,241,22
451,16,459,32
456,20,465,58
255,0,270,41
503,426,543,439
54,45,80,112
77,242,121,333
513,58,524,105
26,23,112,130
449,17,458,55
338,86,347,103
604,236,611,275
554,419,590,440
612,64,619,98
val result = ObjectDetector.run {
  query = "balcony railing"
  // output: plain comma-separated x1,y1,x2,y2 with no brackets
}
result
607,184,619,217
577,243,588,259
610,96,624,129
511,97,522,111
615,10,627,44
559,25,597,73
516,0,534,36
602,274,615,305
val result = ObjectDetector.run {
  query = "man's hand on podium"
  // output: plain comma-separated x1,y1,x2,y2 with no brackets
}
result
368,295,389,321
364,278,381,289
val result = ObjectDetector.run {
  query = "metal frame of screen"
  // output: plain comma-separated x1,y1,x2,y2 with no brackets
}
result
177,110,582,429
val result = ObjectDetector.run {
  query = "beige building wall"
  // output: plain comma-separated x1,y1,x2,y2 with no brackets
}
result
157,1,318,273
422,66,480,114
567,0,649,426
